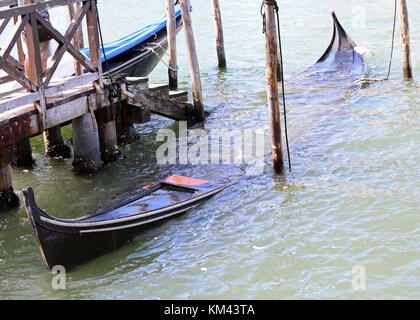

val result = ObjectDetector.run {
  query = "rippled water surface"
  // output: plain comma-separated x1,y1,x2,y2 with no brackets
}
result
1,0,420,299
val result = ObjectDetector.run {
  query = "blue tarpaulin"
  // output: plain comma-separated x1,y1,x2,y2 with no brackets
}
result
81,8,182,63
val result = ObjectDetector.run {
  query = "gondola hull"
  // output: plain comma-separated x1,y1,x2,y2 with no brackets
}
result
23,176,230,271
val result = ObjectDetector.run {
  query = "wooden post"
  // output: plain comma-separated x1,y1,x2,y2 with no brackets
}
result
166,0,178,90
0,146,19,211
179,0,205,122
86,0,104,89
398,0,413,79
116,99,140,145
12,2,35,168
13,138,35,168
96,106,120,163
43,126,71,158
211,0,226,68
264,1,284,174
67,2,84,76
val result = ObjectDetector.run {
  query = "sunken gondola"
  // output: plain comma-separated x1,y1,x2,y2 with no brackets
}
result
296,11,368,82
23,175,231,271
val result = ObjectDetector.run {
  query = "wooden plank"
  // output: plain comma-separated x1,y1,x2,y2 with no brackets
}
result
0,74,12,85
13,15,26,64
67,2,84,75
46,83,95,108
0,16,10,34
0,91,40,113
0,13,29,70
0,0,82,20
46,94,92,128
1,57,36,90
44,72,98,96
0,0,17,8
86,0,103,90
169,90,188,103
121,88,190,121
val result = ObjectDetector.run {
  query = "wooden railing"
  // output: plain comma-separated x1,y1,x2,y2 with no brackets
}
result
0,0,103,129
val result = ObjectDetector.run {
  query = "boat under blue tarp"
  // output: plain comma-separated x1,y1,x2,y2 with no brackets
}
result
80,8,182,64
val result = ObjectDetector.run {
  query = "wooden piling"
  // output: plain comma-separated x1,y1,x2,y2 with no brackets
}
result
166,0,178,90
13,138,35,168
0,146,19,211
398,0,413,79
116,100,140,145
96,105,120,163
264,1,284,174
43,126,71,159
211,0,226,68
72,101,102,173
179,0,205,122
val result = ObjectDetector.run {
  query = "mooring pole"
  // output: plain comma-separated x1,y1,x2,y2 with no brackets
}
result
398,0,413,79
211,0,226,68
264,1,284,174
166,0,178,90
179,0,205,122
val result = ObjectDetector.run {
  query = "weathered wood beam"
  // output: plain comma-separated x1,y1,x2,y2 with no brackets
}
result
35,9,95,77
41,2,90,85
0,17,11,34
86,0,103,92
0,13,29,70
121,88,191,122
0,0,17,8
67,1,84,75
0,0,83,20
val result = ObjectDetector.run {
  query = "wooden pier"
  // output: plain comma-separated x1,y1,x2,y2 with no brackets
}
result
0,0,197,210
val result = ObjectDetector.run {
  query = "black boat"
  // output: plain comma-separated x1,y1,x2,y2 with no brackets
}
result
295,11,368,83
317,11,365,67
23,175,231,271
53,7,183,80
93,9,183,77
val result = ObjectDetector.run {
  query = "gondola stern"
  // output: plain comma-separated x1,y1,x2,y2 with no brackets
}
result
317,11,357,63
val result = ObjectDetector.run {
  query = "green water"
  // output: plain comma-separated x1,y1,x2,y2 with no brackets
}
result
1,0,420,299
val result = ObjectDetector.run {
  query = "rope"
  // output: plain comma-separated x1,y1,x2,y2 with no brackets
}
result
261,0,292,171
95,1,120,99
350,0,398,86
146,46,179,72
385,0,397,80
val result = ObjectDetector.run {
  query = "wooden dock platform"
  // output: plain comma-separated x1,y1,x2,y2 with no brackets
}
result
0,0,198,211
